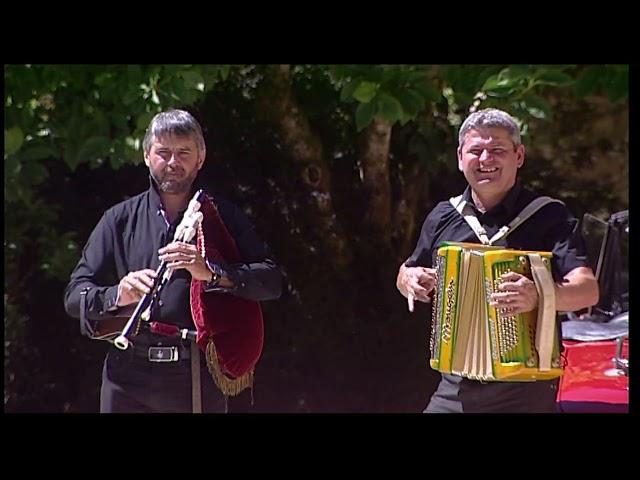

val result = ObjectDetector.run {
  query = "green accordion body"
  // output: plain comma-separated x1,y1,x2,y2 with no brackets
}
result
429,242,563,382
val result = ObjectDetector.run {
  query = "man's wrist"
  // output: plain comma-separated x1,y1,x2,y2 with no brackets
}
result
205,259,222,287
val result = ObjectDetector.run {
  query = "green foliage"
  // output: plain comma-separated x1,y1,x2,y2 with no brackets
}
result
573,65,628,102
329,65,441,131
476,65,576,121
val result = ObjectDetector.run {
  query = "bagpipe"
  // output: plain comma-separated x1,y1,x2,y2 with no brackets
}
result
113,190,206,350
80,188,264,395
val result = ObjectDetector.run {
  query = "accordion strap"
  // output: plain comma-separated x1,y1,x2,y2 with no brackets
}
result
527,253,557,371
449,195,564,245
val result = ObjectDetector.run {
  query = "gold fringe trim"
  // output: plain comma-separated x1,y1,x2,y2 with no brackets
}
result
205,340,254,396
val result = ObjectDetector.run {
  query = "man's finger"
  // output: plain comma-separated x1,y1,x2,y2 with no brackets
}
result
500,271,524,282
130,277,151,294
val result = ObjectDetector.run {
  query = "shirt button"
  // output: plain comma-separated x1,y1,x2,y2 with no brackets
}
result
158,300,164,307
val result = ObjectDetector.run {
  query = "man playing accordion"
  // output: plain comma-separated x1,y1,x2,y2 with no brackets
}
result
396,108,599,413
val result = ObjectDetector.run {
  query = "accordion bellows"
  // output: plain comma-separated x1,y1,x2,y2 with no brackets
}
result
429,242,562,381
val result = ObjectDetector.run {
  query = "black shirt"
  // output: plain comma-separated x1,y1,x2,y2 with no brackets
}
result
405,181,588,280
64,178,282,332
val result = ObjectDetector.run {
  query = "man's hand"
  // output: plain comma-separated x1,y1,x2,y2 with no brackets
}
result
117,269,157,307
158,241,212,281
490,271,538,315
397,264,437,311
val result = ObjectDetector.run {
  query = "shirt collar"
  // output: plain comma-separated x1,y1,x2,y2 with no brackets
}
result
148,175,164,212
147,175,203,219
461,180,523,216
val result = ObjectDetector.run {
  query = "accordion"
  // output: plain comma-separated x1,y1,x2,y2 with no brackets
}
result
429,242,562,381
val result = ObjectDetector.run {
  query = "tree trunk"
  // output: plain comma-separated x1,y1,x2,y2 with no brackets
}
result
393,160,427,265
256,65,352,270
359,117,392,244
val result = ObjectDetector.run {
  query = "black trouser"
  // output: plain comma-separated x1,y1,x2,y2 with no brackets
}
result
425,374,559,413
100,346,227,413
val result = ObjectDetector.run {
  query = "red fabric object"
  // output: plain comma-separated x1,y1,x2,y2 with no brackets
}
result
190,196,264,379
150,321,180,337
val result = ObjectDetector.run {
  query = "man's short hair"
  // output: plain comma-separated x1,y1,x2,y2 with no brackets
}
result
143,109,206,154
458,108,521,150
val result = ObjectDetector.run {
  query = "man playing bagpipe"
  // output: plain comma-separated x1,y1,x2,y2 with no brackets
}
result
396,108,599,413
64,109,282,413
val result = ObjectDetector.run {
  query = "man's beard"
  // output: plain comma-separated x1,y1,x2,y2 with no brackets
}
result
151,169,196,194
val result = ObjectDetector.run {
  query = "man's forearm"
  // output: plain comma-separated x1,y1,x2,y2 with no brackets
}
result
205,259,282,301
64,281,121,320
555,267,600,312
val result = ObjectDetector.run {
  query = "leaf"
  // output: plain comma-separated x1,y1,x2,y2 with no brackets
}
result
181,70,205,91
376,93,404,123
411,80,440,102
523,93,552,120
352,81,380,103
396,89,426,120
574,66,601,99
5,127,24,156
499,65,532,82
75,136,112,168
535,71,574,86
482,74,515,91
475,65,503,90
339,77,361,102
20,144,57,161
355,101,376,131
136,111,156,132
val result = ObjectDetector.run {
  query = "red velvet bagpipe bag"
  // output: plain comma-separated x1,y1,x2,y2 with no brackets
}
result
190,196,264,395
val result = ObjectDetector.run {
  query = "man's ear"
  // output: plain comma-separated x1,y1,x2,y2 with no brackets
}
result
197,148,206,171
457,148,463,172
516,144,525,168
143,152,150,167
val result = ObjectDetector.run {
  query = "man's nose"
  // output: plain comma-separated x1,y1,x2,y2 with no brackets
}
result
479,149,492,162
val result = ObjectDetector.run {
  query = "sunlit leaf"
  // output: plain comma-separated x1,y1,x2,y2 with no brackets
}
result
352,81,379,103
5,127,24,156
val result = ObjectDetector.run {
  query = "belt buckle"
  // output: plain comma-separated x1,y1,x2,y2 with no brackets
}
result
148,346,178,362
